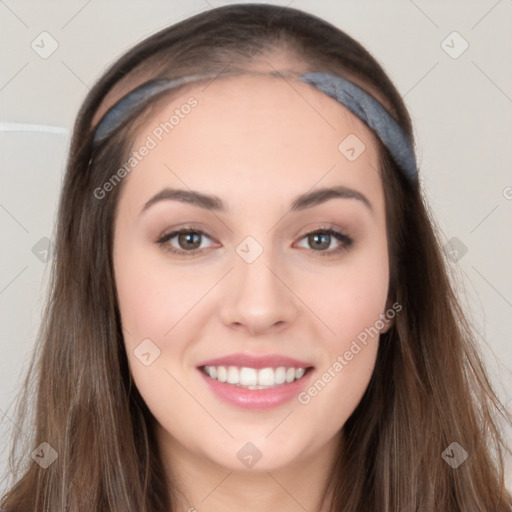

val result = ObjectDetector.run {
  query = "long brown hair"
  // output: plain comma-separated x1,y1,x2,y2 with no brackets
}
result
2,4,511,511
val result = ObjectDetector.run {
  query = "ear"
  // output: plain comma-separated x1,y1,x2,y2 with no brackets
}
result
379,316,393,334
379,298,401,334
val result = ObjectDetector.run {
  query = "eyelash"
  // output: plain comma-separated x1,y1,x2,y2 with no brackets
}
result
155,224,354,257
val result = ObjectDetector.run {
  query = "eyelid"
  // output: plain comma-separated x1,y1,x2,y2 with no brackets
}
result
156,225,219,255
293,224,354,256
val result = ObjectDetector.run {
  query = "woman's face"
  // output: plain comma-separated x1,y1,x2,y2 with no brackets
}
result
113,72,390,473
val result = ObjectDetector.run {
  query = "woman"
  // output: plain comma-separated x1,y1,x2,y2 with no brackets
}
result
2,3,511,511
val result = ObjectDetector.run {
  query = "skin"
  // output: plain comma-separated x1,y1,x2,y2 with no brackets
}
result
112,66,391,511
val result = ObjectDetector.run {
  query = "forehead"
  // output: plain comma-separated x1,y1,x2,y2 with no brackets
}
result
121,73,383,211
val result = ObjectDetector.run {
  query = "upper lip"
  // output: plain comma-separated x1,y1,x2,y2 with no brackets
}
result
196,352,314,370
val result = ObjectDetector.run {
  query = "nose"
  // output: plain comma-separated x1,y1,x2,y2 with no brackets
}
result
218,246,300,336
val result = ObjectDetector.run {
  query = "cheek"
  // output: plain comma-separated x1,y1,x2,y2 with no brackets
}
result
304,240,390,348
294,239,388,415
113,242,205,412
114,243,212,343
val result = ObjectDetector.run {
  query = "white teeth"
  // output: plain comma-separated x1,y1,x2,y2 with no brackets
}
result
258,368,275,386
202,365,309,388
227,366,239,384
239,367,258,386
275,367,286,385
217,366,227,383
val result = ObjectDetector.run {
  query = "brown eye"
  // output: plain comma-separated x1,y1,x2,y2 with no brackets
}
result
177,231,202,250
156,228,216,255
296,227,354,256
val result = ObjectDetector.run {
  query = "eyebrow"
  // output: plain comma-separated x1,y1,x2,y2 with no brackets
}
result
140,185,373,215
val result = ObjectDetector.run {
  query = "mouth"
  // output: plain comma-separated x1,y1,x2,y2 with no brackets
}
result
196,353,315,409
199,364,314,390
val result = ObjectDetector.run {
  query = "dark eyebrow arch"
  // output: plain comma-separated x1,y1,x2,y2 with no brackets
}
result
140,188,225,214
140,185,372,215
290,185,372,212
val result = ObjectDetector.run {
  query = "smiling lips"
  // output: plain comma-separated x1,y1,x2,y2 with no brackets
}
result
197,353,314,409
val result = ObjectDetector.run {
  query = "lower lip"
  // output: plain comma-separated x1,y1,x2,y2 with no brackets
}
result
198,369,314,410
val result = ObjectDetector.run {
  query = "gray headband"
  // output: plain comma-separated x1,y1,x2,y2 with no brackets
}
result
93,71,417,183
